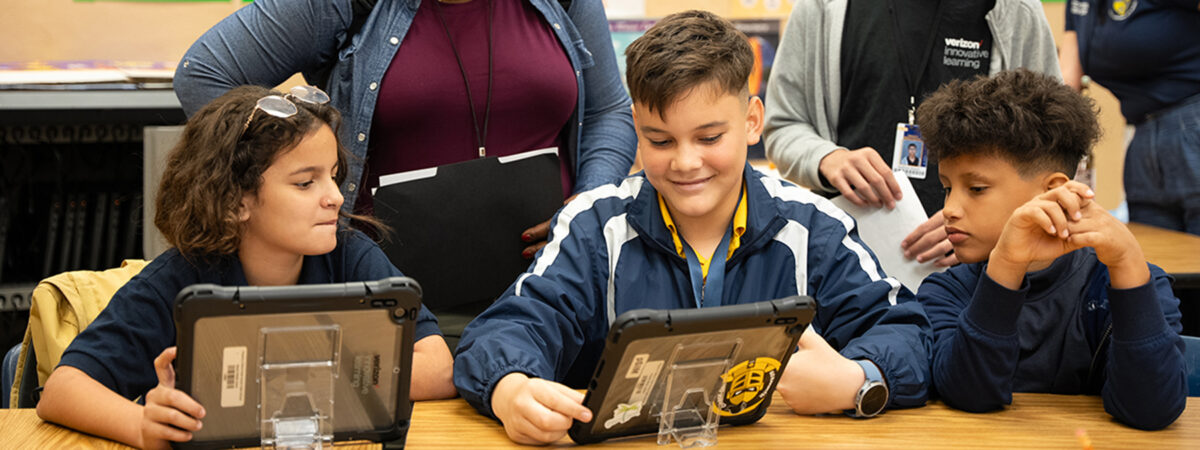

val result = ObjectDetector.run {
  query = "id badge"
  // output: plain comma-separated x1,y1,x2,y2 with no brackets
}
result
892,123,927,180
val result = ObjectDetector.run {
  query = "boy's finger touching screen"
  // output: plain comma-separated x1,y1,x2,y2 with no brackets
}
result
492,373,592,445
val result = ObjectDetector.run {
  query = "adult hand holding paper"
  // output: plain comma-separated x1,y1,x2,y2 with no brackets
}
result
831,175,944,292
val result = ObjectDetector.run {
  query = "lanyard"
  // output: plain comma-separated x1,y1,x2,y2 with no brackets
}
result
681,224,734,309
433,0,495,158
886,0,945,124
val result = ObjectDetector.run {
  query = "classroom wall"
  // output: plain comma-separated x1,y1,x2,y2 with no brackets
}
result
0,0,243,63
0,0,1127,210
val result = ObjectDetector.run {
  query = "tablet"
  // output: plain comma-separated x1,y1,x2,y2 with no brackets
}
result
173,277,422,449
568,296,815,444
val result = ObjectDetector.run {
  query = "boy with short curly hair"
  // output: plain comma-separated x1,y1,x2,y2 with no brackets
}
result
917,69,1187,430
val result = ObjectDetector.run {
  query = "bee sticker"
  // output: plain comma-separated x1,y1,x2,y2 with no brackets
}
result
712,357,781,417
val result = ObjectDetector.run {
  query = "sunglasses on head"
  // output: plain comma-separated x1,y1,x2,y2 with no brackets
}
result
241,85,331,134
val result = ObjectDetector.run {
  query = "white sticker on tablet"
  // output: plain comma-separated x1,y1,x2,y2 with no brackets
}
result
220,346,247,408
605,402,642,429
629,360,664,405
625,353,650,379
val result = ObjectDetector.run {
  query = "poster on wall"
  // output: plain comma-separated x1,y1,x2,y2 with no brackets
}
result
609,19,657,91
731,18,781,160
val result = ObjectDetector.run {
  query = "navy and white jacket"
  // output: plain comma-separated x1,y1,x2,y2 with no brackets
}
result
919,248,1186,430
454,166,932,418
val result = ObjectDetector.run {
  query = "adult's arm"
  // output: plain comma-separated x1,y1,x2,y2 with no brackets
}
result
1100,265,1187,430
990,0,1061,79
174,0,352,116
763,0,842,193
566,0,637,192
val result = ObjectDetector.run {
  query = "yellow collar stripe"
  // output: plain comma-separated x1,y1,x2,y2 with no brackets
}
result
657,183,748,278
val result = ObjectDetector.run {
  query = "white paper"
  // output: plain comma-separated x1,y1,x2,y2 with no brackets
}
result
831,175,943,292
601,0,645,19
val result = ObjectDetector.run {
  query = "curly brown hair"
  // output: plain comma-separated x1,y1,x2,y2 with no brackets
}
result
915,69,1101,177
155,85,374,257
624,10,753,118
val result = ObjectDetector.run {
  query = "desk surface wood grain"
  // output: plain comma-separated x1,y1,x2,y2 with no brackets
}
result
5,394,1196,448
1128,222,1200,280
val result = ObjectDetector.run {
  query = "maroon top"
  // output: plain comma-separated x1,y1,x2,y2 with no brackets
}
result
358,0,578,213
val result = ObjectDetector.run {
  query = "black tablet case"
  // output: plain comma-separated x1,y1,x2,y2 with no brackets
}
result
173,277,422,449
569,296,816,444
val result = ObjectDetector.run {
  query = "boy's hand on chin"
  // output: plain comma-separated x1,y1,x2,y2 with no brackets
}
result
996,181,1097,264
1066,202,1150,289
989,182,1095,288
776,327,864,415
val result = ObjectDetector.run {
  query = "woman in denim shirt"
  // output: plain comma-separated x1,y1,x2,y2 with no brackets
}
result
175,0,637,255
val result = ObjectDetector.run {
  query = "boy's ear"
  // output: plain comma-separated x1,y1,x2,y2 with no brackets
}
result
745,96,765,146
1042,172,1072,191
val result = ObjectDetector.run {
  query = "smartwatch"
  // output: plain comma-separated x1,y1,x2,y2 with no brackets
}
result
847,359,888,418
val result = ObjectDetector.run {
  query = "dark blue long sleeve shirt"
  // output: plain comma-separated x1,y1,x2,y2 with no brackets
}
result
918,248,1187,430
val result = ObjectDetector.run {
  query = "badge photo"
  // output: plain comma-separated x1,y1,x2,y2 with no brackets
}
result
892,123,927,180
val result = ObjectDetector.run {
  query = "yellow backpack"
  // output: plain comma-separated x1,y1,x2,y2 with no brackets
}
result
9,260,148,407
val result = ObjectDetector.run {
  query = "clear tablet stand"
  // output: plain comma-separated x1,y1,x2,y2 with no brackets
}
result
259,325,342,450
656,340,742,448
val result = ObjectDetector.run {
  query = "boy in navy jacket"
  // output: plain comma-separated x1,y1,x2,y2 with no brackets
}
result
454,10,932,444
915,69,1187,430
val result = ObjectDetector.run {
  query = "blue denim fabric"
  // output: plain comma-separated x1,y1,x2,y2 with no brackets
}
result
1124,94,1200,235
174,0,636,209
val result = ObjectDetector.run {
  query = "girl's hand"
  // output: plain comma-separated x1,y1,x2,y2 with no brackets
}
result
140,347,206,449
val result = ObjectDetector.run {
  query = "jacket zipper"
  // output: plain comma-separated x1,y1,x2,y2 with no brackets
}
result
1086,321,1113,390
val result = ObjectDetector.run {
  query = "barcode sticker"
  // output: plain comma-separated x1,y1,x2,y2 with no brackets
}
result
220,346,246,408
629,360,663,405
625,353,650,379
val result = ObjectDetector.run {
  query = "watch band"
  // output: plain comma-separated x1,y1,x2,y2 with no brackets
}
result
847,359,888,418
856,359,884,384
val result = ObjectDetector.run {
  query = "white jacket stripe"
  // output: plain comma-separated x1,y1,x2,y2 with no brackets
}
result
603,214,638,326
757,176,902,305
516,177,644,297
772,220,810,297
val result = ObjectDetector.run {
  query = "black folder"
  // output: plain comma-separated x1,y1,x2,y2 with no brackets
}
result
371,149,564,313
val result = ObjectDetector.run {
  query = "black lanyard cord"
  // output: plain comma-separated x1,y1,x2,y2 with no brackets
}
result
433,0,495,157
886,0,945,123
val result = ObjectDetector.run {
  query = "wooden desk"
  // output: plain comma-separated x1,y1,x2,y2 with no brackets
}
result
5,394,1198,448
1128,222,1200,289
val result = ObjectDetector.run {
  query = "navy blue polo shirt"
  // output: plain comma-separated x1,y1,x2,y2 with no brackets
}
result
58,229,441,400
1066,0,1200,123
